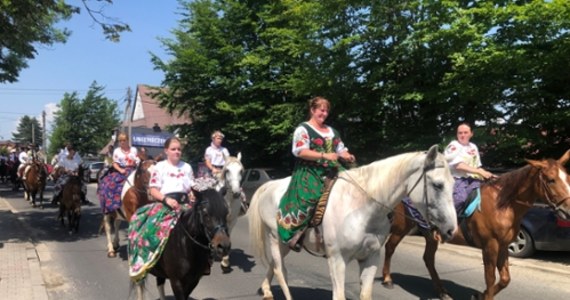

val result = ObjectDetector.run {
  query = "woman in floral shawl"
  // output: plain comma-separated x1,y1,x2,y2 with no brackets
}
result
277,96,356,252
128,137,215,282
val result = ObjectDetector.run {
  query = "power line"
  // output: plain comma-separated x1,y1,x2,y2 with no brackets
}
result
0,87,127,92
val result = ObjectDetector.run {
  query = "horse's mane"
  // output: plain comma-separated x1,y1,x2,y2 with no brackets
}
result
489,164,535,209
342,151,426,203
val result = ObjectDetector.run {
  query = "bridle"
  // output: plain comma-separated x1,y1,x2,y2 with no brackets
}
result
539,171,570,212
221,160,244,197
342,163,444,230
401,164,445,230
179,200,229,251
124,160,155,195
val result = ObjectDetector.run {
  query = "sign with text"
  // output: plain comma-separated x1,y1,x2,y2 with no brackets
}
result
131,133,172,147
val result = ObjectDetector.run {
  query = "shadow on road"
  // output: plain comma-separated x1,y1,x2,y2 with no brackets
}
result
377,272,479,300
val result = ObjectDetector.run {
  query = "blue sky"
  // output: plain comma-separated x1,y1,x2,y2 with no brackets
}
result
0,1,182,141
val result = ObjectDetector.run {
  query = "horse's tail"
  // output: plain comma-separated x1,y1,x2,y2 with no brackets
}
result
248,182,270,266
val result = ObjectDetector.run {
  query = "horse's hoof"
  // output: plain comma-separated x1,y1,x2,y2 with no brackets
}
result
107,251,116,258
382,281,394,289
221,265,232,274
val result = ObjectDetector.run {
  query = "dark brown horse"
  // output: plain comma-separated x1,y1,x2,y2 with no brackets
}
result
59,173,83,234
102,159,156,258
22,161,48,208
134,188,231,300
382,150,570,300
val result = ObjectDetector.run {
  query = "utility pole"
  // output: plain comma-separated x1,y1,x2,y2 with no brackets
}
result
42,111,47,162
123,87,133,148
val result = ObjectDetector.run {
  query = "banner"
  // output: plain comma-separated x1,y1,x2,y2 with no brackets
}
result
131,133,172,147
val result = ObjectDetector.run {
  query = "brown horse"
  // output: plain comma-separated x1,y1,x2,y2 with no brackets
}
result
381,150,570,300
22,161,48,208
59,173,83,234
102,159,156,258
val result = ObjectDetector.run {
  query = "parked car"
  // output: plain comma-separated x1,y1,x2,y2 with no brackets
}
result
82,161,105,183
508,202,570,258
241,168,290,202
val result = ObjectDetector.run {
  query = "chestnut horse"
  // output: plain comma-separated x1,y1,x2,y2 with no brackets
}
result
22,161,48,208
103,159,156,258
381,150,570,300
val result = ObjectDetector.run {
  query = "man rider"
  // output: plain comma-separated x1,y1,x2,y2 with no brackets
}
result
18,145,30,180
51,144,90,205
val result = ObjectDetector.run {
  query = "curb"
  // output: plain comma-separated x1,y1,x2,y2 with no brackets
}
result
403,235,570,276
0,197,50,300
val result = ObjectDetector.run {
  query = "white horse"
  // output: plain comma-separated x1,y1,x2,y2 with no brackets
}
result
216,153,245,269
248,145,457,300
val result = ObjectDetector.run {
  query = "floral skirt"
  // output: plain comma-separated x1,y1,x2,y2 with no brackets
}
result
97,168,132,214
128,202,190,282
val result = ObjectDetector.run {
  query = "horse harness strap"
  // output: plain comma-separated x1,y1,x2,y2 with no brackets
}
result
310,176,338,227
539,172,570,209
170,199,227,252
342,165,438,230
459,218,477,247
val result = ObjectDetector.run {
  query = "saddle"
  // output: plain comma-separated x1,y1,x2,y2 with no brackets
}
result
457,188,481,219
287,171,338,252
310,175,337,227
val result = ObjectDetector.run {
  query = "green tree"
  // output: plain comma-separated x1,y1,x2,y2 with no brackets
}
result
49,82,121,158
0,0,130,83
12,115,43,146
154,0,570,168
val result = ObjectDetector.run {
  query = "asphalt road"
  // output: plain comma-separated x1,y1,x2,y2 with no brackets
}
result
1,181,569,300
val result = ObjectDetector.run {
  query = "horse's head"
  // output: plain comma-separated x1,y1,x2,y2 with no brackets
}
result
135,159,156,186
407,145,457,242
192,188,231,258
526,149,570,220
222,153,244,198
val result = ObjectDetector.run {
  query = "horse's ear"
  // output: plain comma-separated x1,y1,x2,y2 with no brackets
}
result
424,144,439,168
558,149,570,166
526,159,548,169
237,152,242,161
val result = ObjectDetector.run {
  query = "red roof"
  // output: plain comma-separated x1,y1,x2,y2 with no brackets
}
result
126,84,191,128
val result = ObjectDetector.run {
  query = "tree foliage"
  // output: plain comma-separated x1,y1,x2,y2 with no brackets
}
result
11,115,43,146
154,0,570,168
0,0,130,83
49,82,120,158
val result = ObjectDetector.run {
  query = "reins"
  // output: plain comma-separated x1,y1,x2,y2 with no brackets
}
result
539,172,570,210
175,200,228,251
340,164,437,228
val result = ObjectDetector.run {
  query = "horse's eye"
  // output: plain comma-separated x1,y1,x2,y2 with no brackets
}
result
432,182,443,190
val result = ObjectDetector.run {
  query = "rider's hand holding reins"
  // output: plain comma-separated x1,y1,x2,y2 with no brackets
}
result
163,196,180,210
